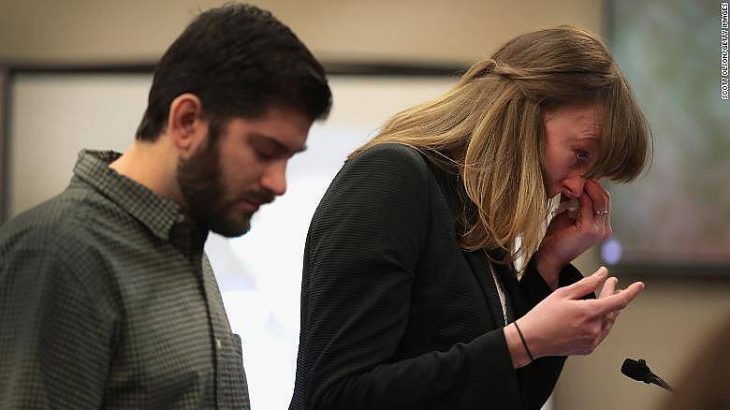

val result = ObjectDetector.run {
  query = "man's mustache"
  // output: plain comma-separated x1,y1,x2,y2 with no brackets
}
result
245,190,275,206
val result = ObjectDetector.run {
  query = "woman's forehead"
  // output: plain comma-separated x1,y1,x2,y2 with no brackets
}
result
543,103,604,142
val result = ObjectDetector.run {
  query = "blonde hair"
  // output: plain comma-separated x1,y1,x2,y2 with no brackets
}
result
350,26,651,266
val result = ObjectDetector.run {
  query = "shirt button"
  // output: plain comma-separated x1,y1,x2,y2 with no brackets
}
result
176,213,185,223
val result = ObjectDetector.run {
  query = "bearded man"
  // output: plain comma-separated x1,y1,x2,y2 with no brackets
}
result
0,4,331,409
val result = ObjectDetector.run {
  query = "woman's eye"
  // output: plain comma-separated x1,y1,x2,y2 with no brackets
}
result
576,150,590,166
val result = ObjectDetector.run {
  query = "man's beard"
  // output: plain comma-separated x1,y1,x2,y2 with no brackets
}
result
176,123,271,237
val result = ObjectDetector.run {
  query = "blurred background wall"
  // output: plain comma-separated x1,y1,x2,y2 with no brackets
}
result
1,1,728,409
0,0,602,64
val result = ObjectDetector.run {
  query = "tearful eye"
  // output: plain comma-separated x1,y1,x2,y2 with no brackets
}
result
576,150,590,166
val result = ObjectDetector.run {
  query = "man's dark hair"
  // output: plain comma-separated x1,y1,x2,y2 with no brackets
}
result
136,4,332,141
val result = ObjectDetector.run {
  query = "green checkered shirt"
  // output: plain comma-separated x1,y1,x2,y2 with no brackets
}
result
0,150,250,409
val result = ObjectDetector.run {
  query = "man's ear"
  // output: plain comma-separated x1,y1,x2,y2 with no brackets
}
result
167,93,208,158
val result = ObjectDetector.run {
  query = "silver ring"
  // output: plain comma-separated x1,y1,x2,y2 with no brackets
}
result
594,209,609,216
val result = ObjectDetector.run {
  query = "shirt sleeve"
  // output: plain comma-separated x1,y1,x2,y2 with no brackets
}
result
0,239,114,409
293,144,519,410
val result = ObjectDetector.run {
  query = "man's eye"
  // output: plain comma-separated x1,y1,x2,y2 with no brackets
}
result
256,147,277,160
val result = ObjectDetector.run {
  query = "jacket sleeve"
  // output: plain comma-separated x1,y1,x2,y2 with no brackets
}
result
0,238,113,409
292,145,520,410
519,258,587,306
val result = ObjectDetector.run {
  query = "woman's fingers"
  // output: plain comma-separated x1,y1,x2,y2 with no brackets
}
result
584,179,612,235
559,267,609,299
592,281,645,316
566,179,612,243
599,276,618,299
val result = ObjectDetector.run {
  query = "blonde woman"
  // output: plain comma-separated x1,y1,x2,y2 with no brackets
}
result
291,26,651,410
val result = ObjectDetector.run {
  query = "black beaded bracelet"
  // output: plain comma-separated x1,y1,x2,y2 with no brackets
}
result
513,321,535,362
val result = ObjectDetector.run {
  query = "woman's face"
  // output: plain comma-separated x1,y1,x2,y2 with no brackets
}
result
542,103,604,198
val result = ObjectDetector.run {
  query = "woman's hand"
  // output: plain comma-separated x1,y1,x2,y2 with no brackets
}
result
535,180,612,288
505,267,643,367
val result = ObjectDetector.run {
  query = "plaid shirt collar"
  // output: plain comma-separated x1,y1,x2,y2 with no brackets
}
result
72,149,183,241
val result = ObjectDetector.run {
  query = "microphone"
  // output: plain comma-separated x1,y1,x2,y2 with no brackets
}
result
621,358,673,392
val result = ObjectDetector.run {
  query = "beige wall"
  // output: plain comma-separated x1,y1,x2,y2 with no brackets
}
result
2,1,728,409
0,0,603,64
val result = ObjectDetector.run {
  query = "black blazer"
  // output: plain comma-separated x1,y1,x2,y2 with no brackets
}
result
290,144,584,410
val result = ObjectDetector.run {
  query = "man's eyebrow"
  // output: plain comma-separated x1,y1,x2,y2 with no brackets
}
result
250,133,307,155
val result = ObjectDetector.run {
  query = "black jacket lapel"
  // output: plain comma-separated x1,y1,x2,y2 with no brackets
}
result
464,251,506,328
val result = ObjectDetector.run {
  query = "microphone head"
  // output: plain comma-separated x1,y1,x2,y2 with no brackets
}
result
621,358,652,382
